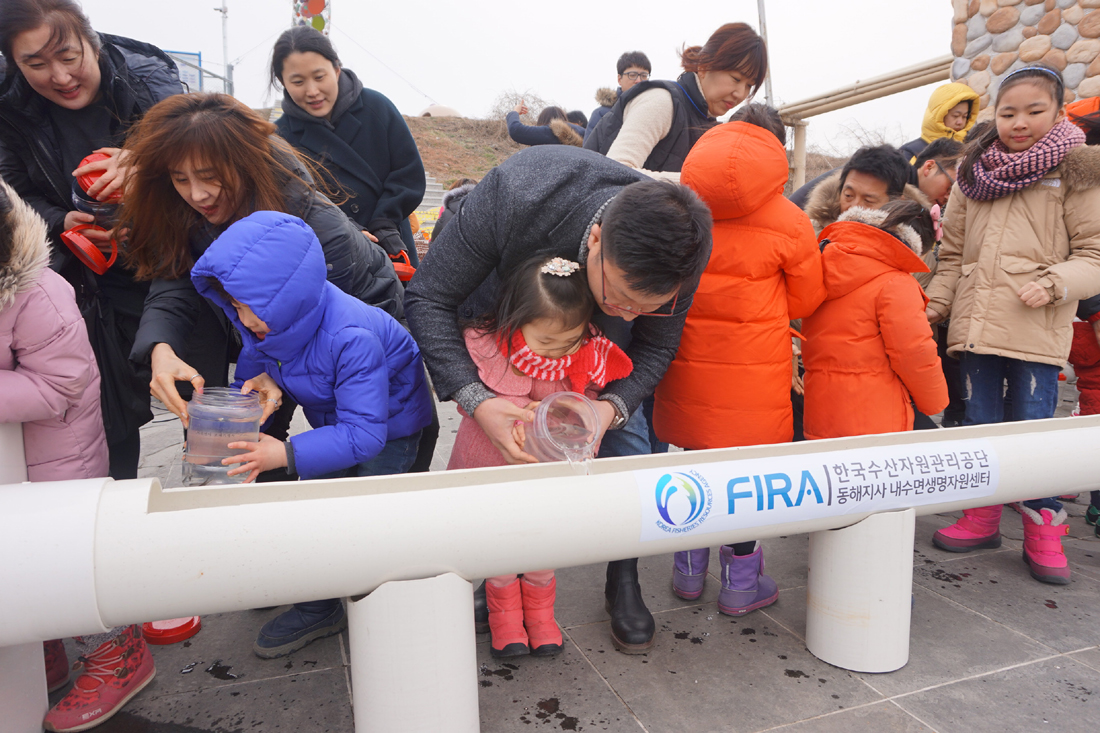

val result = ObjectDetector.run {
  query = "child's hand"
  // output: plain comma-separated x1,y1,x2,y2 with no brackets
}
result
1018,282,1053,308
510,401,540,450
926,307,945,325
241,373,283,423
224,434,288,483
473,397,539,464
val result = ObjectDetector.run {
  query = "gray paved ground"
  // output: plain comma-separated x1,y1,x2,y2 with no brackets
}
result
61,382,1100,733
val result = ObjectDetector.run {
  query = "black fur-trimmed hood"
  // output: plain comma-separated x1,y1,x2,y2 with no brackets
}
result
0,180,50,309
441,182,477,209
595,87,618,108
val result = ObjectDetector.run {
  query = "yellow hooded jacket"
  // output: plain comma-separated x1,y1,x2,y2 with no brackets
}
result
919,83,979,145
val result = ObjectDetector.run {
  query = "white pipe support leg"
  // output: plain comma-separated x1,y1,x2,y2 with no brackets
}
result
347,573,479,733
0,642,48,733
805,508,915,673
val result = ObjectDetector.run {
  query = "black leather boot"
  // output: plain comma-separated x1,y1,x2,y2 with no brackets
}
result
604,558,654,653
474,580,490,634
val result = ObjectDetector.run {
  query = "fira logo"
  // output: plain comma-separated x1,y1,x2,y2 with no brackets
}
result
654,472,712,533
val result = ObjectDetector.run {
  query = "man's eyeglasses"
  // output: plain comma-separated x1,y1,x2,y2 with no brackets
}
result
600,252,678,317
621,71,650,81
934,160,958,182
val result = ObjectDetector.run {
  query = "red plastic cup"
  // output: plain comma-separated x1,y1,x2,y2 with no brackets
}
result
60,224,117,275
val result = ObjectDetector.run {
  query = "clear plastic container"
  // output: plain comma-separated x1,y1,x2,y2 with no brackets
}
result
71,180,119,228
182,388,263,486
524,392,600,466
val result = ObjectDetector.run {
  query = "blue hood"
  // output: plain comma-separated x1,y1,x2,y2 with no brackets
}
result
192,212,328,362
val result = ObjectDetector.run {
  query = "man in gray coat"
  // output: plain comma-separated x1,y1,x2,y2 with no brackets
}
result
404,145,712,654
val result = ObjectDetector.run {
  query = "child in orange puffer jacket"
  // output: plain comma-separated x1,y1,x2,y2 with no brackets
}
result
802,200,948,440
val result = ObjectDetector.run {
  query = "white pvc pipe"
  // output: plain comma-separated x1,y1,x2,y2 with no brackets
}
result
2,416,1098,647
347,574,479,733
806,509,915,673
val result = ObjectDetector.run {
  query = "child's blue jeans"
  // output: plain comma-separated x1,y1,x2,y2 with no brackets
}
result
959,353,1062,512
319,429,423,479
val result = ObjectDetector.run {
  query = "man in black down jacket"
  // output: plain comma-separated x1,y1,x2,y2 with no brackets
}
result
404,145,712,654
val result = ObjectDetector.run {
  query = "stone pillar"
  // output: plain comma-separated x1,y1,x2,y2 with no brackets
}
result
951,0,1100,109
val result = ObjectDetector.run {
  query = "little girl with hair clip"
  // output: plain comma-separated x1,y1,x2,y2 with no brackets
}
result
926,64,1100,585
448,255,633,658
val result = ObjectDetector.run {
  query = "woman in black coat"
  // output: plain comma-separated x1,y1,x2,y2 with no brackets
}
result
271,26,425,265
0,0,184,479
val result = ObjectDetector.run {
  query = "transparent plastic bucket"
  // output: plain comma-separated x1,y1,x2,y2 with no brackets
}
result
182,388,263,486
524,392,600,465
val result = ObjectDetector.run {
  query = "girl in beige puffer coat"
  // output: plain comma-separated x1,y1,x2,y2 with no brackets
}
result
925,65,1100,586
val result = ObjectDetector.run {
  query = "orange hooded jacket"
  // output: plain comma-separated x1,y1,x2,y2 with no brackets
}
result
653,122,826,449
802,209,948,440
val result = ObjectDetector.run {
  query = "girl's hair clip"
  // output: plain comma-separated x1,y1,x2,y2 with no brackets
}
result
541,257,581,277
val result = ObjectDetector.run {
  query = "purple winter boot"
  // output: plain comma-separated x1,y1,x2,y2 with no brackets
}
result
718,543,779,616
672,548,710,600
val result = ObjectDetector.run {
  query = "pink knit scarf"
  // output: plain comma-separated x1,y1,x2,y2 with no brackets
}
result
958,120,1085,202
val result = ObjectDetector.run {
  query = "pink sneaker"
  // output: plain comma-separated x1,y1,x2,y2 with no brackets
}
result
44,625,155,732
1021,506,1071,585
933,505,1003,552
44,639,70,693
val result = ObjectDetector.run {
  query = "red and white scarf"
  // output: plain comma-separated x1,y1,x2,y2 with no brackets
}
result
505,327,633,392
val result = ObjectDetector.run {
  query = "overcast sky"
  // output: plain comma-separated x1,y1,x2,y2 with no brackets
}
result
75,0,952,156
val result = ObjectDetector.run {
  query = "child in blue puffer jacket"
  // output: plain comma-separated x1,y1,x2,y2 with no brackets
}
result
191,210,433,659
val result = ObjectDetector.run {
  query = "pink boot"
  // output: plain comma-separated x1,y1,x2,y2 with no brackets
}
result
44,625,155,732
933,505,1003,552
486,579,529,658
521,576,563,657
1021,506,1071,585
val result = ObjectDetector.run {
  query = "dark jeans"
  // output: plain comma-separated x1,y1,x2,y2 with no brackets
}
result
960,352,1062,512
640,395,669,454
320,429,423,479
937,325,965,426
597,406,651,459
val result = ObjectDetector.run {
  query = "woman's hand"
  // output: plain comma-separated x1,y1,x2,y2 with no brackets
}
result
473,397,538,464
926,307,945,325
224,434,288,483
241,373,283,423
63,210,96,231
513,101,528,116
1018,282,1053,308
150,342,202,426
361,229,379,243
73,147,131,201
80,224,117,256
